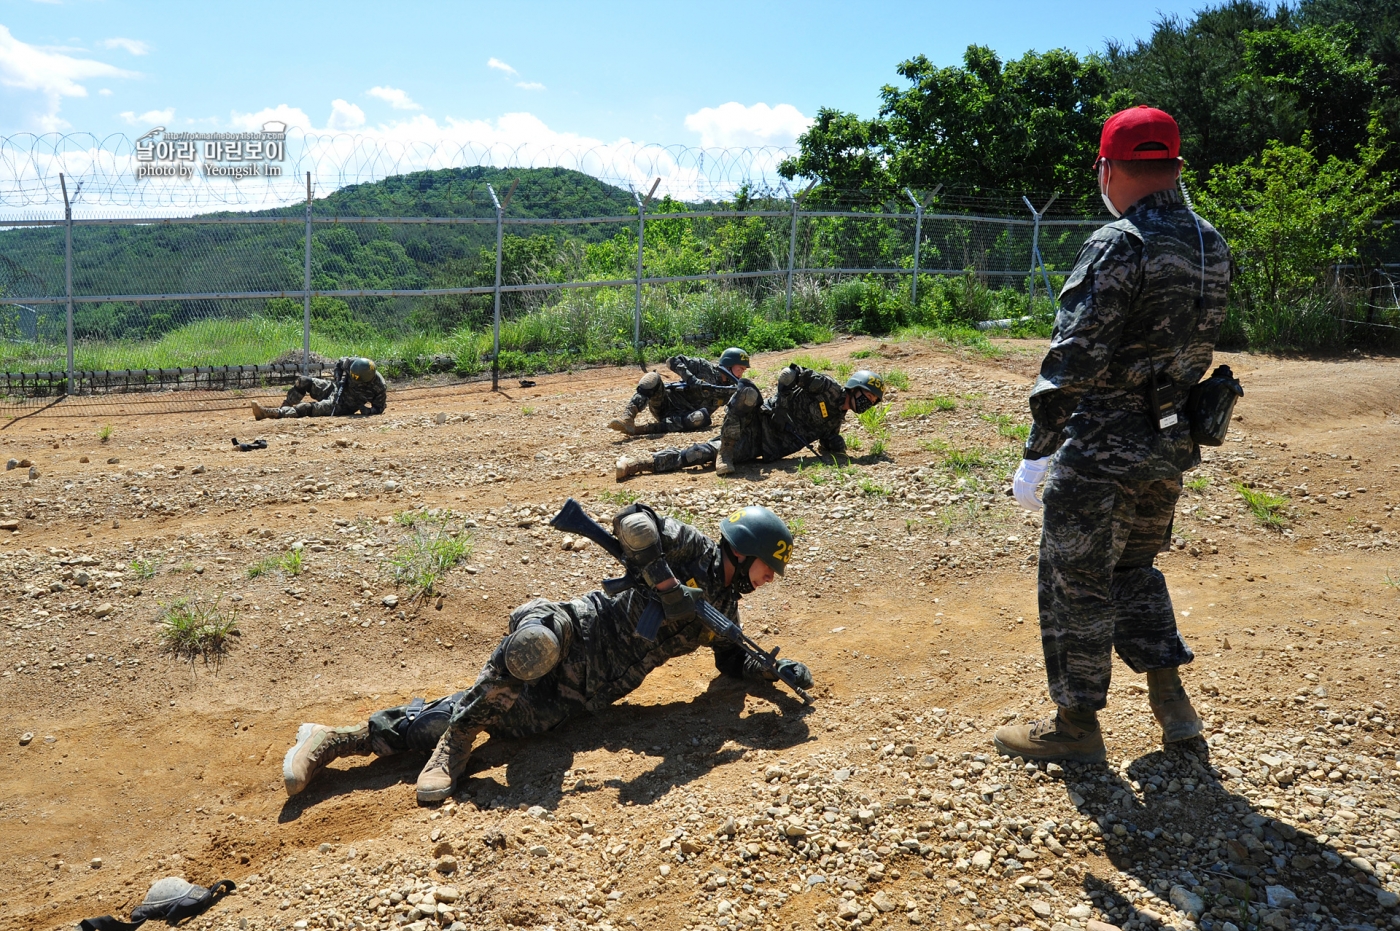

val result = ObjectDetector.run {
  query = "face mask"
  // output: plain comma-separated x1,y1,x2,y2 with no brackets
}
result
850,390,875,414
1098,161,1121,218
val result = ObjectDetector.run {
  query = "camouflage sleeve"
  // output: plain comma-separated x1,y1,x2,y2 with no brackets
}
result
363,374,387,415
1025,232,1142,459
667,355,705,381
819,434,847,457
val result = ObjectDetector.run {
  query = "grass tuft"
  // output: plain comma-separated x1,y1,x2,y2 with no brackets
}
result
129,557,159,580
791,354,835,371
981,412,1031,442
597,489,639,506
1185,474,1212,492
386,519,473,599
883,370,910,392
246,549,304,579
1234,482,1289,528
857,404,891,458
98,423,113,443
157,596,240,661
904,397,956,417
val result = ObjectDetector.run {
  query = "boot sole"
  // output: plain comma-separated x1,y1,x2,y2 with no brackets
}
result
1161,720,1205,743
992,735,1107,765
283,723,318,797
416,782,456,804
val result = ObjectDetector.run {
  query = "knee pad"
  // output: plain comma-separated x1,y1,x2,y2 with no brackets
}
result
680,441,720,468
294,402,315,417
731,385,760,411
684,410,711,429
636,371,663,397
394,692,467,752
503,624,562,681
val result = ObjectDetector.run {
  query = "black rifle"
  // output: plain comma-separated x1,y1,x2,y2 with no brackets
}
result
549,498,813,703
667,380,738,394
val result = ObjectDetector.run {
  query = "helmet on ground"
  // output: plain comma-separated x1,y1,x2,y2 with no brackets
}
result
845,370,885,412
348,357,376,381
718,347,751,372
503,624,561,681
719,505,794,576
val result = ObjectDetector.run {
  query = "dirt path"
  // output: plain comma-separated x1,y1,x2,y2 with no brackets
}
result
1,338,1398,931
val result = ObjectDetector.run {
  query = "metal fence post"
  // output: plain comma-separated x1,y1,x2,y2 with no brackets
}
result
60,173,74,395
302,172,312,376
631,179,658,366
904,188,923,305
1022,194,1057,305
488,183,504,391
785,192,799,316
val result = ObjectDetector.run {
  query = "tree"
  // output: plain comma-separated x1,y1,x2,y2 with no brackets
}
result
780,45,1121,210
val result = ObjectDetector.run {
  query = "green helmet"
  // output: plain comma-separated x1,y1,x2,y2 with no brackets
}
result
845,369,885,412
719,505,794,575
718,347,751,372
348,357,376,381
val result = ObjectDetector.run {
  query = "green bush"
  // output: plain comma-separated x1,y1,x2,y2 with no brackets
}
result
1199,142,1399,350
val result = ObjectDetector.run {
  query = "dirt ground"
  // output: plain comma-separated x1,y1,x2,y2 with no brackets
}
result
1,336,1398,931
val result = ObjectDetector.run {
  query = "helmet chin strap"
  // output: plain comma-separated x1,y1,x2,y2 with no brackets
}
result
722,540,756,595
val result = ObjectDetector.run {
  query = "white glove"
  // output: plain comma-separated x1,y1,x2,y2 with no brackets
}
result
1013,458,1049,511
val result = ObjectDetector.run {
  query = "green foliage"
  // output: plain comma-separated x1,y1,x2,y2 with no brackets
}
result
129,557,158,580
883,370,910,392
97,423,113,443
1198,142,1398,349
385,519,473,599
791,354,835,371
596,489,639,506
859,477,892,497
981,412,1032,442
246,549,304,579
800,460,858,485
903,397,956,417
1234,482,1290,528
158,596,240,661
782,46,1118,209
857,404,892,457
1185,474,1212,492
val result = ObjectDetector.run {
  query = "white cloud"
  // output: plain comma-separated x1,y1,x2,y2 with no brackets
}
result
487,57,517,75
98,87,113,96
683,102,812,149
516,81,545,91
366,85,421,110
228,103,314,132
101,37,150,56
119,107,175,126
0,24,136,130
327,99,365,131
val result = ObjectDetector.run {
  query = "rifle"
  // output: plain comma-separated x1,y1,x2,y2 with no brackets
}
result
666,380,738,394
549,498,813,703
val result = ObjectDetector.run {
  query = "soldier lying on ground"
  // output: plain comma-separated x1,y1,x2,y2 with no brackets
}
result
283,503,812,804
608,347,751,435
251,356,387,420
616,367,885,480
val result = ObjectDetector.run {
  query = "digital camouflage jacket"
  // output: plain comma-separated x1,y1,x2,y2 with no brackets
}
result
1025,188,1231,479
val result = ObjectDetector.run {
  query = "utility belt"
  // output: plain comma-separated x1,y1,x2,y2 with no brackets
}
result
1142,364,1243,446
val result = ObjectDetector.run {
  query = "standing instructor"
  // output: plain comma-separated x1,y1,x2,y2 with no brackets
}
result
994,106,1232,763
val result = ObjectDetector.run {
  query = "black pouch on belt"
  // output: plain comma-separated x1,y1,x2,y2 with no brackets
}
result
1185,364,1243,446
1145,368,1179,432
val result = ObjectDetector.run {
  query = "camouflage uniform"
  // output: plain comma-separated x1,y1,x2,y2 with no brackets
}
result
649,367,848,473
1028,187,1231,712
626,355,738,433
274,357,387,418
365,513,771,753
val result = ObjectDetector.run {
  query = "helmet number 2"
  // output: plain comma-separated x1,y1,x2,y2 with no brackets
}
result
772,539,791,564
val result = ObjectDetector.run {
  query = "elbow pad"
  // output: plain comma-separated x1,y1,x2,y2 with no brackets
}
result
614,506,665,566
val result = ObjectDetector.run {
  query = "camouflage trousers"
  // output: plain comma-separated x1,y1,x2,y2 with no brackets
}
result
1038,463,1193,712
367,602,586,754
651,389,764,473
275,376,343,418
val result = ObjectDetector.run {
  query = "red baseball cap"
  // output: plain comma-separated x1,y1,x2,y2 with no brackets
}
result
1098,105,1180,161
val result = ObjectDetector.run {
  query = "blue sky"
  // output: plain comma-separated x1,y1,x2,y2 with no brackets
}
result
3,0,1211,147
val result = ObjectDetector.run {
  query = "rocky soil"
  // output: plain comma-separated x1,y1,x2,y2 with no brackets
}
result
0,337,1398,931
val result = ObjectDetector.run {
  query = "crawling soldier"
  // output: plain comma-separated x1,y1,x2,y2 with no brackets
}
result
608,348,750,435
616,366,884,479
251,357,386,420
282,503,811,804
